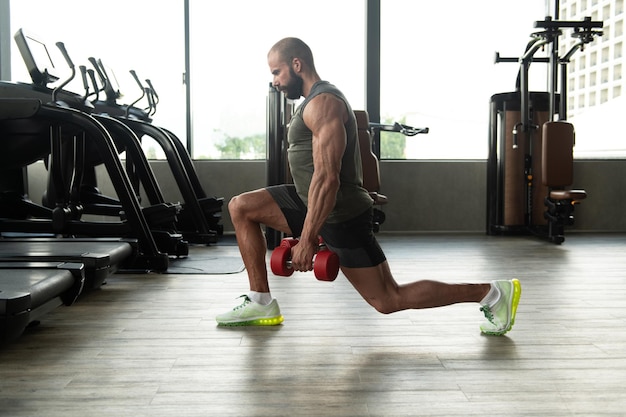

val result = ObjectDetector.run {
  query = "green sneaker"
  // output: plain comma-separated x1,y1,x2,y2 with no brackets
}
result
216,295,284,326
479,279,521,336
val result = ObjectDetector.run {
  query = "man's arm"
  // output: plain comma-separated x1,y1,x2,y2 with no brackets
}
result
290,93,348,271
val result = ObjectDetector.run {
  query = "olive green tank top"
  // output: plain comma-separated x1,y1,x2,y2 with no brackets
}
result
287,81,373,223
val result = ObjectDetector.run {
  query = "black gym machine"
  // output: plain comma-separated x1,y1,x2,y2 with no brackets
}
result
0,33,180,262
86,62,224,244
486,14,602,244
0,25,234,342
2,29,224,252
0,28,228,342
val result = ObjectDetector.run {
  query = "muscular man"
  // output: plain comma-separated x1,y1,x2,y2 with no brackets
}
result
216,37,521,336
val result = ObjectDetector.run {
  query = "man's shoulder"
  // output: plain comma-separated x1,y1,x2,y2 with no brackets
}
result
303,93,348,124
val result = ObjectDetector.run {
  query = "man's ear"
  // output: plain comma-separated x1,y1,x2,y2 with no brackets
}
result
291,57,302,73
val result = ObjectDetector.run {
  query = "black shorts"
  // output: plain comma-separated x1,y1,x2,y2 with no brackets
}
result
266,184,386,268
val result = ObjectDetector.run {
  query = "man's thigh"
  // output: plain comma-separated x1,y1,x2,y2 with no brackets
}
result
231,187,293,234
265,185,307,237
320,208,387,268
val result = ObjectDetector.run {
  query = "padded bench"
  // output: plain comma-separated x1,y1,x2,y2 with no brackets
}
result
542,121,587,244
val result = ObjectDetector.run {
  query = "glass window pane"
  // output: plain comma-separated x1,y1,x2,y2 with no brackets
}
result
567,1,625,158
189,0,365,159
9,0,185,160
380,1,546,159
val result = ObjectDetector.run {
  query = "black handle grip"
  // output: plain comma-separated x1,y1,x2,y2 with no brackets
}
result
88,57,107,83
79,65,88,90
55,42,74,69
87,69,98,94
129,70,144,89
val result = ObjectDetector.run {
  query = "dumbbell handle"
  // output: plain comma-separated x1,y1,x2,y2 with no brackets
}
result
283,258,317,269
270,244,339,281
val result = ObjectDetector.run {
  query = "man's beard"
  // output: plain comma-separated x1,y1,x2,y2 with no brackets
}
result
284,67,304,100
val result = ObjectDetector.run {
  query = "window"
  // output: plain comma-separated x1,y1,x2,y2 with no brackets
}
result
615,40,623,61
616,20,624,39
188,0,365,159
602,67,610,83
379,1,546,159
602,46,610,63
601,88,609,103
569,76,577,91
6,0,624,160
580,54,589,69
9,0,185,160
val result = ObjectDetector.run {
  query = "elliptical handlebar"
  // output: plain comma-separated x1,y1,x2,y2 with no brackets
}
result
55,41,74,70
126,70,146,118
79,65,89,100
145,79,159,104
88,57,107,93
129,69,144,90
86,68,99,103
51,42,76,104
92,58,122,104
144,80,159,116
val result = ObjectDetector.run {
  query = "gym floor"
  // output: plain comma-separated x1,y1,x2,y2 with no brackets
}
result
0,233,624,416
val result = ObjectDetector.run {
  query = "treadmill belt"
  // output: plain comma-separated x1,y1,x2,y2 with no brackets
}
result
0,261,84,343
0,239,134,289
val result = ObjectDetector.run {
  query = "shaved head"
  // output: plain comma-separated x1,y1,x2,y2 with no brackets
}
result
268,37,316,71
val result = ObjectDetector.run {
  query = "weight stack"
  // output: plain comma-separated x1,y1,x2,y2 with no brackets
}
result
486,91,557,235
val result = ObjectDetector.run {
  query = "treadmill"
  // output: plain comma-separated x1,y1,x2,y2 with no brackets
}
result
0,261,84,344
0,237,136,290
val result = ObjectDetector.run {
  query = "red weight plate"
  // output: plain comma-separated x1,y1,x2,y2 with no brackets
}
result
280,238,299,248
270,246,294,276
313,250,339,281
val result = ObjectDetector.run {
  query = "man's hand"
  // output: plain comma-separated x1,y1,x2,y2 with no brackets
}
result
289,236,317,272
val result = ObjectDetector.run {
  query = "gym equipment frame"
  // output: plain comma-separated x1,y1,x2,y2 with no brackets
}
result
486,15,601,244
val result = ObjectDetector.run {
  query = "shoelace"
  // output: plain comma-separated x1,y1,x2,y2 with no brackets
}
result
480,305,494,323
233,295,251,310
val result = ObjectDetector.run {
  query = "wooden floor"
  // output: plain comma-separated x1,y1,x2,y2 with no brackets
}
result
1,232,625,416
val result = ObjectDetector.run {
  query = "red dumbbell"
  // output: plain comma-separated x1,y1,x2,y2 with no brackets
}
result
270,238,340,281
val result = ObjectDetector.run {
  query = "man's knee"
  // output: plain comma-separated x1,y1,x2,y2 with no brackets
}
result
371,301,396,315
227,195,237,213
366,281,401,314
364,296,398,315
229,190,275,224
228,194,246,220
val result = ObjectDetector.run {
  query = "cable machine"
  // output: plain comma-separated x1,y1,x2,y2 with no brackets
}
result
486,11,602,243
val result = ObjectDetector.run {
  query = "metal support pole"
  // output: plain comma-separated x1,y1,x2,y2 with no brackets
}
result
0,0,11,81
366,0,381,157
184,0,193,156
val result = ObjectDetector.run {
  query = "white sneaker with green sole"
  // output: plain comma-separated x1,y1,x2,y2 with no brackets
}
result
216,295,284,326
479,279,522,336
